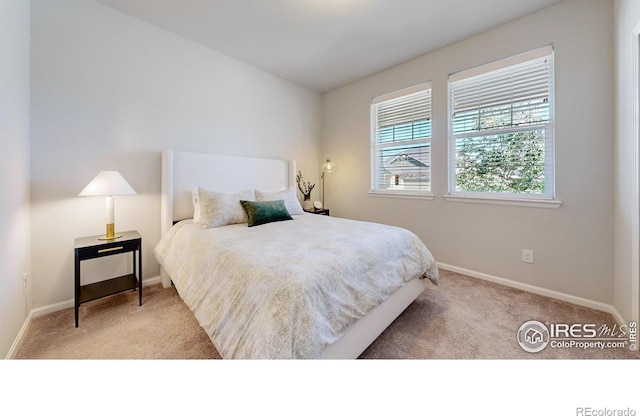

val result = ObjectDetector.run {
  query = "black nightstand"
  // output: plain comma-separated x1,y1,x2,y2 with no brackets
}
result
304,208,330,216
74,230,142,327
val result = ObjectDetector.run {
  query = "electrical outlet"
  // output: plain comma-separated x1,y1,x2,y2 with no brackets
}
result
22,273,27,293
522,249,534,264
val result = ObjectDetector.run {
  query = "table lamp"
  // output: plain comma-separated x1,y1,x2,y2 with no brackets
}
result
79,171,136,240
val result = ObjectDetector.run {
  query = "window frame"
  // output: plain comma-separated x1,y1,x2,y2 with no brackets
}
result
369,82,434,200
445,46,561,208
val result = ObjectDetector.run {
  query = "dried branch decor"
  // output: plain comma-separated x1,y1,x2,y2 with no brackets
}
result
296,171,315,200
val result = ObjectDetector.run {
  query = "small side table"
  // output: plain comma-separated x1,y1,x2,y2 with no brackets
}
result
304,208,330,216
74,230,142,327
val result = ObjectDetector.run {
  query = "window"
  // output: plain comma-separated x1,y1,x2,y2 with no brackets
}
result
370,83,432,196
448,46,555,202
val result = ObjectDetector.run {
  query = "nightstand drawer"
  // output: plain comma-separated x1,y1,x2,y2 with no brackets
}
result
76,238,140,261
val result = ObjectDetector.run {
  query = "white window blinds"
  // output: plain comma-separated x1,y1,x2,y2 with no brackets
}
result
371,83,432,194
448,45,555,199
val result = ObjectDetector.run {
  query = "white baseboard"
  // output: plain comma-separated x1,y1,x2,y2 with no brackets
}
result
5,275,162,359
5,310,34,360
436,263,626,326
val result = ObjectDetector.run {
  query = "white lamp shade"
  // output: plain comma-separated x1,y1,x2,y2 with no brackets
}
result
79,171,136,196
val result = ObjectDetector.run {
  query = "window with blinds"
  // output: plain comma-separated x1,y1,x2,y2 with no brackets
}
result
448,45,555,199
371,82,432,195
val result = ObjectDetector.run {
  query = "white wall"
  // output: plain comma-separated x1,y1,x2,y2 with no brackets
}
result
321,0,614,304
30,0,321,309
614,0,640,324
0,0,31,357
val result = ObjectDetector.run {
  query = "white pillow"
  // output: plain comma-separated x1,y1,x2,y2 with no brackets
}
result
254,187,304,215
198,187,255,228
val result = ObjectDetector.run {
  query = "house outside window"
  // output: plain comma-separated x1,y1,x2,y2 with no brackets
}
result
370,82,432,197
447,45,556,204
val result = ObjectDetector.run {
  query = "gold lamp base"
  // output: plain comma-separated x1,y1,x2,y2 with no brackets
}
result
98,224,123,240
98,235,123,240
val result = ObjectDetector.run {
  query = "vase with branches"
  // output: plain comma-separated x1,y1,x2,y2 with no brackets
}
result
296,170,315,210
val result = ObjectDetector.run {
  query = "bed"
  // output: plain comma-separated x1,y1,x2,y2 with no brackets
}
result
154,149,439,359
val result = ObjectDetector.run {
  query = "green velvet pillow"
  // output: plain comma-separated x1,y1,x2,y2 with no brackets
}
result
239,199,293,227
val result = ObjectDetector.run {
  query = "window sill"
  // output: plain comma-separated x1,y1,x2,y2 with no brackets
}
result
368,191,435,200
443,194,562,209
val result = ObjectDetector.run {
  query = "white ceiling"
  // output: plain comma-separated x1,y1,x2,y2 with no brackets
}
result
97,0,563,93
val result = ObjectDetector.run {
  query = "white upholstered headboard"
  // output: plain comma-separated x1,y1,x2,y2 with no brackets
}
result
160,149,296,237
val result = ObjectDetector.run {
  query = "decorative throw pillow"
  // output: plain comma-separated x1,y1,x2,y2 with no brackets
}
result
198,187,255,228
239,199,293,227
254,187,304,215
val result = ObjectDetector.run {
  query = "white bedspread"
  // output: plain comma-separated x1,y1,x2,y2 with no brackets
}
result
154,213,438,359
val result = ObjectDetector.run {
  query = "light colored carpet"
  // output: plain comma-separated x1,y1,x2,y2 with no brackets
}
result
12,269,639,359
